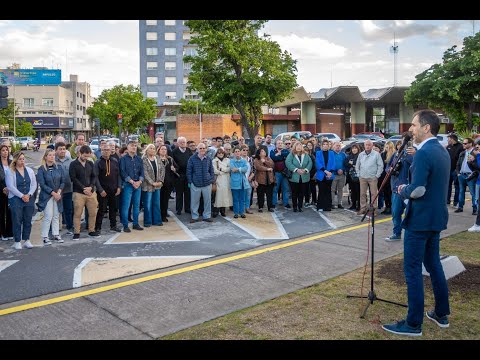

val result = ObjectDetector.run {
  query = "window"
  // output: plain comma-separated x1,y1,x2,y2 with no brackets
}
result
146,47,158,56
146,20,157,26
42,98,54,106
183,47,197,57
183,76,189,84
185,93,199,100
147,61,158,70
165,20,176,26
165,32,176,41
183,62,192,70
165,62,176,70
23,98,34,107
165,77,176,85
147,92,158,98
146,32,157,41
183,31,191,40
165,48,176,56
165,92,177,100
147,77,158,85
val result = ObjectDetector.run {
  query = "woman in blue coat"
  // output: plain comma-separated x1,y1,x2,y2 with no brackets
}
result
37,149,65,245
315,139,336,211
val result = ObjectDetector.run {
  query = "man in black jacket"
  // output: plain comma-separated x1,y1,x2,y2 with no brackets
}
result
95,143,122,233
446,134,463,206
69,145,100,239
172,136,193,215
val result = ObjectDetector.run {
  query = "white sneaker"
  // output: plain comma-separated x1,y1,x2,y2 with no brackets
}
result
42,237,52,246
13,242,22,250
468,224,480,232
23,240,34,249
54,236,64,243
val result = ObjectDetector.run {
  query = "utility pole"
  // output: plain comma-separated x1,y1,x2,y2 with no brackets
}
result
13,82,16,138
390,32,399,86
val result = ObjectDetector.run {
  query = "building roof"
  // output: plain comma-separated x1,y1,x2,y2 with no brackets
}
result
310,86,364,105
362,86,409,103
273,86,310,107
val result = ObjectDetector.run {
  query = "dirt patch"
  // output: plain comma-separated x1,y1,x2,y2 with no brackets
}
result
377,258,480,294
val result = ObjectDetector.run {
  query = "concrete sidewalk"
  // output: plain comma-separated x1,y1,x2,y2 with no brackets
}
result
0,203,476,340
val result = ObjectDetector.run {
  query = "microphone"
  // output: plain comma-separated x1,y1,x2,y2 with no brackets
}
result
397,133,412,154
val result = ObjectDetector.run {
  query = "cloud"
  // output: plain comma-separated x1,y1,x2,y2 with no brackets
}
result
358,20,464,42
0,20,11,27
0,28,138,96
271,34,347,60
334,60,390,70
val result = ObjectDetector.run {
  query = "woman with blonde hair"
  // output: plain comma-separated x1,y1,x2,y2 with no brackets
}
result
37,148,65,245
141,143,164,227
5,152,37,250
286,142,312,212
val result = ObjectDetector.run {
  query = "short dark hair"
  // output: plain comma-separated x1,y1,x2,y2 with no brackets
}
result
55,142,66,150
79,145,91,154
413,110,440,136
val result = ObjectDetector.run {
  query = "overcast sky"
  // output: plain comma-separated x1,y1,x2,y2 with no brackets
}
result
0,20,477,97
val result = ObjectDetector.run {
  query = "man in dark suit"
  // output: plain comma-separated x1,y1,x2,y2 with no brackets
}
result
383,110,450,337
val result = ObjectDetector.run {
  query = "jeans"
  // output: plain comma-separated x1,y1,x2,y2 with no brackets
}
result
142,189,162,226
244,187,252,209
9,196,35,242
273,172,290,206
447,170,459,205
457,174,477,209
121,183,141,227
62,192,73,230
41,197,60,238
391,192,406,236
190,184,212,220
232,189,245,215
404,230,450,326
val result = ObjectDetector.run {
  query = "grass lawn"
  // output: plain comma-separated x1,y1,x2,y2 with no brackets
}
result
161,231,480,340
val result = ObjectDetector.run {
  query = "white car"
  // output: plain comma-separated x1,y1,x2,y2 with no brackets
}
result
105,137,121,147
436,134,451,148
17,136,35,150
315,133,342,143
89,139,100,152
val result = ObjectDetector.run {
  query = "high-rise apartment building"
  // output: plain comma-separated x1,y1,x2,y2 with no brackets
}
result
139,20,199,106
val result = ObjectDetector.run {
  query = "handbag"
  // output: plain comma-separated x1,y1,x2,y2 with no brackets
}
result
281,168,292,179
348,167,359,182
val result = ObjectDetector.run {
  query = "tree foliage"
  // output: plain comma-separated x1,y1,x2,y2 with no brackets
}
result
87,85,157,135
405,32,480,131
184,20,297,138
16,120,35,137
178,99,236,114
0,99,16,132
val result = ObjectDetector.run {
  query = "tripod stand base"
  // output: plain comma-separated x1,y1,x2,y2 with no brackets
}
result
347,291,407,318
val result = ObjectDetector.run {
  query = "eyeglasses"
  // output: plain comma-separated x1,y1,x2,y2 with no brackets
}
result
463,143,469,145
285,143,291,145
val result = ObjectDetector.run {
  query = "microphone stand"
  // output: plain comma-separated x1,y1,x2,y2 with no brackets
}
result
347,145,409,318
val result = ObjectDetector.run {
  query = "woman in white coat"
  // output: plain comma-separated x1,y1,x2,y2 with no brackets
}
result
212,148,232,217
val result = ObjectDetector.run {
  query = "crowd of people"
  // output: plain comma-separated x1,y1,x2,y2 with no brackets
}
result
0,127,479,252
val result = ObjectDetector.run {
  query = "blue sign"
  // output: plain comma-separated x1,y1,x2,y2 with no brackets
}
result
0,69,61,85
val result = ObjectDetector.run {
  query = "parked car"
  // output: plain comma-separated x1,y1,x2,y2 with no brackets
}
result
89,139,100,152
0,136,18,149
315,132,342,143
17,136,35,150
105,137,121,147
274,131,312,143
355,131,385,138
436,133,455,148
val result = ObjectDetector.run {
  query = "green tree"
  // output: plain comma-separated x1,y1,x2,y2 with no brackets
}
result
178,99,236,114
0,99,16,135
16,120,35,137
184,20,297,138
87,85,157,136
405,32,480,131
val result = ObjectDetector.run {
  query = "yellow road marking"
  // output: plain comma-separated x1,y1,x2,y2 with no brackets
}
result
0,217,392,316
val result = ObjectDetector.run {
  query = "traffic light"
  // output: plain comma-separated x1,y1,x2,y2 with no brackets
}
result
0,86,8,109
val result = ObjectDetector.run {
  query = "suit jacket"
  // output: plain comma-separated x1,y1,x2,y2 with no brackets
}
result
141,156,165,192
400,138,450,232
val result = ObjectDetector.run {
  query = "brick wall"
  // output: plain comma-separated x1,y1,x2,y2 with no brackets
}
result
177,114,242,143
